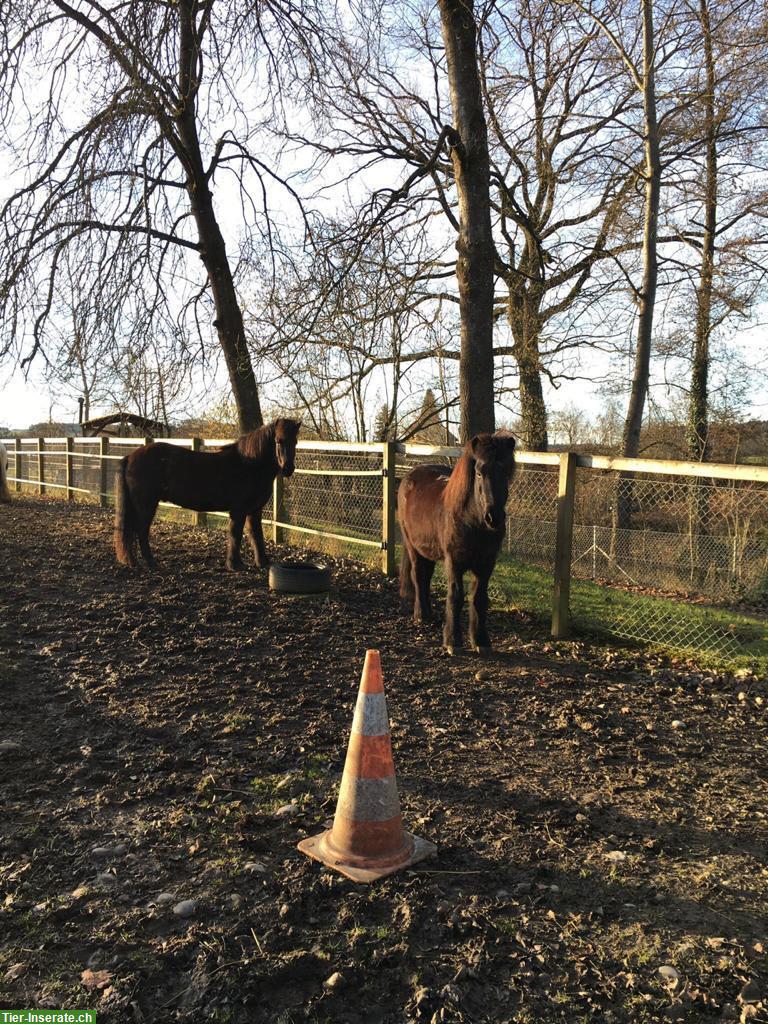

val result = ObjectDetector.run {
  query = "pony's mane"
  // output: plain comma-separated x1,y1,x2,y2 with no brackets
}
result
443,448,475,514
231,417,301,462
235,422,276,462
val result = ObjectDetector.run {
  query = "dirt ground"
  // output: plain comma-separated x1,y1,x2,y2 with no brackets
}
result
1,496,767,1024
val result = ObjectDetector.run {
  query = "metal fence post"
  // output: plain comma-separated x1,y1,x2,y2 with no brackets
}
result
273,473,285,546
66,437,74,500
37,437,45,495
14,438,21,492
551,451,578,639
381,441,397,576
191,438,206,527
99,436,109,507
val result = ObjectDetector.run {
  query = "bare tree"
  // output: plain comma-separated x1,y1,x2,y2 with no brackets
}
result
0,0,321,432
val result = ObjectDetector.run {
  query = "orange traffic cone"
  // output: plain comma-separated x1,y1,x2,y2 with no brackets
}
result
298,649,436,882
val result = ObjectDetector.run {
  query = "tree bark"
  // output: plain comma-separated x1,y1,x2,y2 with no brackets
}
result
688,0,716,465
177,1,262,434
438,0,495,441
507,282,548,451
616,0,661,533
621,0,660,461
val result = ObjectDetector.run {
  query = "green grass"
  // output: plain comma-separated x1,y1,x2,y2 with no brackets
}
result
490,555,768,672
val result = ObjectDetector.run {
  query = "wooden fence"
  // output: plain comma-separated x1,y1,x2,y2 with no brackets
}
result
8,435,768,648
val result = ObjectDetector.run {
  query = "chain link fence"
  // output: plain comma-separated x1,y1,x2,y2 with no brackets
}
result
7,436,768,664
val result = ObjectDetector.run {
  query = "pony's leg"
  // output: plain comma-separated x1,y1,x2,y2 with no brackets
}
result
245,512,270,569
414,556,436,623
469,569,492,654
136,500,159,569
226,511,246,570
443,560,464,655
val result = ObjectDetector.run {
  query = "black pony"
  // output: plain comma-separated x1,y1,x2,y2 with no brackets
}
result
114,419,300,570
398,432,516,653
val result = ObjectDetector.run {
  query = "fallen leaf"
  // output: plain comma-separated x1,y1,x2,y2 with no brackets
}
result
81,969,112,990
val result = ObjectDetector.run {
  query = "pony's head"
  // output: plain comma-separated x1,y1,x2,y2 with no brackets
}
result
469,431,516,531
273,417,301,477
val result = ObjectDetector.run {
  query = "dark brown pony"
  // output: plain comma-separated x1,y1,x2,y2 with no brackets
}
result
398,432,516,654
114,418,300,570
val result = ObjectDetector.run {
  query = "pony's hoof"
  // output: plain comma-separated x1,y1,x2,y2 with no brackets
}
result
473,645,492,657
443,644,456,657
226,561,245,572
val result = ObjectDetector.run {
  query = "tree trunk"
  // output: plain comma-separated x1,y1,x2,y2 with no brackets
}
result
177,1,262,434
438,0,495,441
616,0,661,534
194,189,263,433
687,0,717,577
507,287,548,450
688,0,716,465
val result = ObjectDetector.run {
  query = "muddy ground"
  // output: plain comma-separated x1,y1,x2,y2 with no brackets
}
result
0,496,767,1023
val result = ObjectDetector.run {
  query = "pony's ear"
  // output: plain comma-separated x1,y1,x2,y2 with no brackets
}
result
470,435,481,455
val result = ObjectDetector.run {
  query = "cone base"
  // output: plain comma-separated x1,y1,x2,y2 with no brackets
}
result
298,829,437,883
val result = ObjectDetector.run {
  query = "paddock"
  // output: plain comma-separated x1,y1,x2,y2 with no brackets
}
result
1,496,766,1022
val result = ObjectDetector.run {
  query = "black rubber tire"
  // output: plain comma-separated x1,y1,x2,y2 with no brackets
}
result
268,561,332,594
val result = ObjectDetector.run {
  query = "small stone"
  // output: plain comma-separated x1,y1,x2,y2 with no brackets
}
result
229,893,243,910
514,882,532,895
475,670,492,682
95,872,117,886
71,885,90,899
0,741,22,755
279,903,290,918
605,850,627,863
275,802,299,817
671,720,686,730
113,843,128,855
155,892,175,905
91,847,113,859
575,813,588,823
172,899,198,918
658,965,680,986
324,971,345,990
275,772,297,791
244,861,267,873
737,691,748,702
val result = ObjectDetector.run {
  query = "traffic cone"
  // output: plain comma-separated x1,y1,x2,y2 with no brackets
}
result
298,649,437,882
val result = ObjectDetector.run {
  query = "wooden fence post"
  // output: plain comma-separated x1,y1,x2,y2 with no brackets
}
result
37,437,45,495
381,441,397,576
14,438,21,492
551,451,578,639
65,437,74,500
191,438,206,527
99,436,109,507
273,473,285,546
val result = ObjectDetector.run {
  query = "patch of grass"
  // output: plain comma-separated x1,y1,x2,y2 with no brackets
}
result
489,555,768,672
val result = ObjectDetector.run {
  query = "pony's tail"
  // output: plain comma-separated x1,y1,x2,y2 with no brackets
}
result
399,542,415,605
0,447,11,503
114,457,137,566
